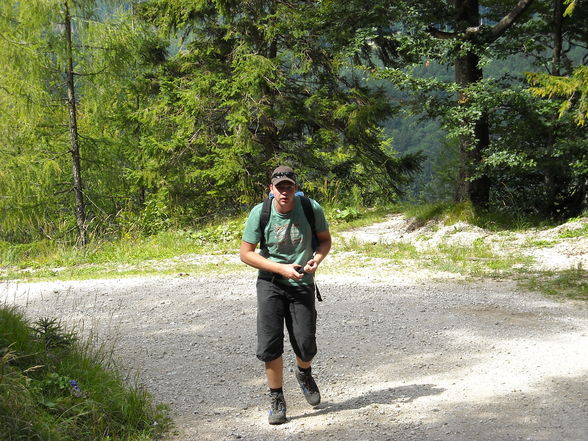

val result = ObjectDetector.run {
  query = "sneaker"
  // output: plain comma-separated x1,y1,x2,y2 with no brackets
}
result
268,391,287,425
295,368,321,406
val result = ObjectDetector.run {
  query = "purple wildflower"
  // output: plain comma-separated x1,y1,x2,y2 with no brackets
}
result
69,379,82,397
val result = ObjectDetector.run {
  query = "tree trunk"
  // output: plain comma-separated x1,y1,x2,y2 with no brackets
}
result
552,0,563,76
64,1,87,246
249,1,280,161
542,0,565,216
453,0,490,208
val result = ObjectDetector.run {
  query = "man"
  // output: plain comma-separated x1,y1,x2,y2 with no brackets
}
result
240,165,332,425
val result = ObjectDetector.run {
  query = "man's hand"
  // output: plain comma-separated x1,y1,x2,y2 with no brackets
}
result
303,258,319,274
280,264,305,280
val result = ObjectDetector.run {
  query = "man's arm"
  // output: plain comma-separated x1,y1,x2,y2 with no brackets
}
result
239,241,304,280
304,230,331,274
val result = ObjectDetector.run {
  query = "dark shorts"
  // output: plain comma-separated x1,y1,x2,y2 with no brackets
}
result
256,277,317,363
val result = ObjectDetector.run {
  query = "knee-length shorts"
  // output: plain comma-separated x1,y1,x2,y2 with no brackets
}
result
256,277,317,363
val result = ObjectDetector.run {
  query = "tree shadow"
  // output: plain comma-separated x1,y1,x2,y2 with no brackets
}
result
288,383,445,420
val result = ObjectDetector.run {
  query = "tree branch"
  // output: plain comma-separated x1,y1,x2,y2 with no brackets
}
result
427,25,455,39
488,0,535,42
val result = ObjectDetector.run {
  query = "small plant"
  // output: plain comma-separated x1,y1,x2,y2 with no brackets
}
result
331,207,361,223
195,219,244,244
31,317,76,351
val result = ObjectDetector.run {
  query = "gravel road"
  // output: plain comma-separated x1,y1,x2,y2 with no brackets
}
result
2,267,588,441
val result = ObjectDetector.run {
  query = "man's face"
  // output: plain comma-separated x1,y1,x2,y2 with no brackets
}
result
270,182,296,211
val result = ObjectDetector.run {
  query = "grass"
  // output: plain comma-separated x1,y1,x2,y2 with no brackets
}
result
0,261,247,282
0,202,586,300
0,306,170,441
334,236,532,279
521,266,588,301
328,206,396,233
0,216,247,281
558,222,588,238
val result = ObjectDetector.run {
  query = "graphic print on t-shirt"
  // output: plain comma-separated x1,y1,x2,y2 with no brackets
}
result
274,222,303,253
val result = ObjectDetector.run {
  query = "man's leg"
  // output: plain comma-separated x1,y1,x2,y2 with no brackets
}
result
256,279,288,424
265,356,284,389
296,356,311,370
285,285,320,406
266,356,287,424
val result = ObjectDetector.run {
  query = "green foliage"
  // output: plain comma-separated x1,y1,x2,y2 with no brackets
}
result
528,65,588,126
363,1,588,215
330,207,361,223
0,306,170,441
31,317,77,352
0,0,587,246
194,220,244,245
0,0,160,244
130,0,421,220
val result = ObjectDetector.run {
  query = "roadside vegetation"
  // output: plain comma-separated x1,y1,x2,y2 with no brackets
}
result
0,203,586,301
0,306,170,441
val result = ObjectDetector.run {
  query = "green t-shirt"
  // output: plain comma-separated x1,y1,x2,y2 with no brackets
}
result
242,196,329,286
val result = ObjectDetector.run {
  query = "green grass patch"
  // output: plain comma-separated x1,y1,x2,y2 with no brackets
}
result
558,223,588,238
420,242,529,277
327,206,396,233
0,306,170,441
0,259,247,282
336,236,418,261
523,239,557,248
399,201,469,225
0,219,246,270
522,267,588,301
334,235,531,278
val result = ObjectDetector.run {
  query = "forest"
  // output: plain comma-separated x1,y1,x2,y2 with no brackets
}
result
0,0,586,247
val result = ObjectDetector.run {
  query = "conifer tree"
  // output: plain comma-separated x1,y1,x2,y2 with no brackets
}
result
0,0,154,243
134,0,422,217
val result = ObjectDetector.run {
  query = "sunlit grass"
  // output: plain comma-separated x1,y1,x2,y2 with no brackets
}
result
0,203,586,300
397,201,556,231
558,223,588,238
0,222,244,269
334,234,531,279
328,206,398,233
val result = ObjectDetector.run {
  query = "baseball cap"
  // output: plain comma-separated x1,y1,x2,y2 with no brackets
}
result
271,165,296,185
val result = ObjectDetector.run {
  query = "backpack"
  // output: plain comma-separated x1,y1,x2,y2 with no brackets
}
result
258,194,319,252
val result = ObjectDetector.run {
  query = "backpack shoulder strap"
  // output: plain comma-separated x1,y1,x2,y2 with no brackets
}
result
299,196,315,232
300,196,319,251
259,198,272,250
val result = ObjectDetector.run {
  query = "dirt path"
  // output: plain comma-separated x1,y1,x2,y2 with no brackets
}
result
2,267,588,441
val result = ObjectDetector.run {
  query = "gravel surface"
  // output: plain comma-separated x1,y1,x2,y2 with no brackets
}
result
2,268,588,441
